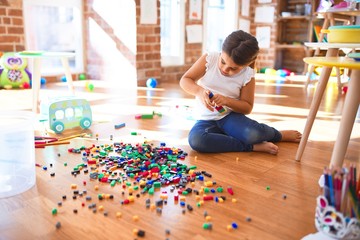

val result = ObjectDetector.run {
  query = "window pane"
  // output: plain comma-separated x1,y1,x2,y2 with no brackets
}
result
55,110,64,120
205,0,237,52
65,107,74,119
160,0,184,66
23,0,84,75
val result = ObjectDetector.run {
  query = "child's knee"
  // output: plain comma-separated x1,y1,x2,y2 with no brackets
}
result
188,132,207,152
239,129,261,145
188,137,201,152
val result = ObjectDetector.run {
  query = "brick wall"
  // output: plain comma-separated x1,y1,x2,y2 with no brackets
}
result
135,0,161,86
0,0,283,85
160,0,280,82
84,0,279,85
0,0,25,53
135,0,204,85
249,0,277,71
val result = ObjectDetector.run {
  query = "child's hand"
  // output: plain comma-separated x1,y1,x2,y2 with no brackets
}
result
210,93,227,107
197,89,214,111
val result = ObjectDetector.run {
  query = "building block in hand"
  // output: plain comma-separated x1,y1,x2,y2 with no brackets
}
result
208,91,226,114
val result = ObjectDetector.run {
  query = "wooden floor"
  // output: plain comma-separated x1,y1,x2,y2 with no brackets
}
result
0,75,359,240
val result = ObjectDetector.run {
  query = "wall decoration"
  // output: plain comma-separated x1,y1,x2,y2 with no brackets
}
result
256,26,271,48
140,0,157,24
186,25,203,43
239,19,250,33
189,0,202,20
254,6,275,23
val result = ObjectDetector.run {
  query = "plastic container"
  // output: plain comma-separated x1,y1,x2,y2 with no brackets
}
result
321,25,360,43
0,111,36,198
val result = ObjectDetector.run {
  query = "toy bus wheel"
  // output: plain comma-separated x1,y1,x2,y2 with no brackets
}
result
52,122,65,133
80,118,92,129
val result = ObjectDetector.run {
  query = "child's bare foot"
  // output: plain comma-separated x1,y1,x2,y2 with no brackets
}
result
280,130,302,142
253,142,279,155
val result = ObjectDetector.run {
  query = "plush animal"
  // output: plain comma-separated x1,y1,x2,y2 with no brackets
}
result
0,52,32,89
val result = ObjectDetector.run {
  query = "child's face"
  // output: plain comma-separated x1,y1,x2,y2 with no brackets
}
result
218,52,244,77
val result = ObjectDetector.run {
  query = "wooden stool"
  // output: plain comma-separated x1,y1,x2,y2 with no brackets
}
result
305,10,359,88
296,56,360,168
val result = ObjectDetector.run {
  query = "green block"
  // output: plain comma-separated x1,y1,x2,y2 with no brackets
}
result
52,208,58,215
149,163,160,169
141,114,154,119
110,180,116,187
162,173,171,179
218,108,226,113
203,223,211,229
160,165,168,171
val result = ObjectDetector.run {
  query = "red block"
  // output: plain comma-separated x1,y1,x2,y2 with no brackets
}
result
203,196,214,201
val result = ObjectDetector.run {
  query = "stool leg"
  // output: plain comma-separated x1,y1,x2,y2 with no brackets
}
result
60,57,75,95
330,70,360,168
295,48,339,161
295,67,332,161
32,58,42,113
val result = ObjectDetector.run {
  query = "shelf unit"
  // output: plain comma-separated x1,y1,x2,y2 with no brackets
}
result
305,10,359,87
275,0,318,74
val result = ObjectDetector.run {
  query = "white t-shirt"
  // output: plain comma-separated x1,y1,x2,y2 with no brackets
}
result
194,52,255,120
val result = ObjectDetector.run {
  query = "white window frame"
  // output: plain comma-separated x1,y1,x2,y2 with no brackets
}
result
23,0,84,75
160,0,185,66
203,0,239,53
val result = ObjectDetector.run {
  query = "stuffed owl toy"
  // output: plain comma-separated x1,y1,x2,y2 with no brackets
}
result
0,52,32,89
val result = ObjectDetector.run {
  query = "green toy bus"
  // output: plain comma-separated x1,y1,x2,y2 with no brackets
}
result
40,96,92,134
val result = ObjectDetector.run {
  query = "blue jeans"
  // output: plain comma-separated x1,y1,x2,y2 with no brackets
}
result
188,112,282,153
